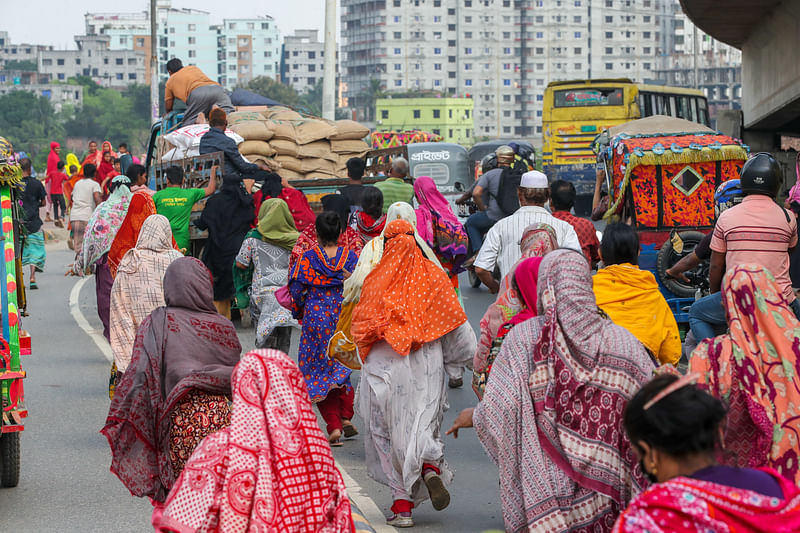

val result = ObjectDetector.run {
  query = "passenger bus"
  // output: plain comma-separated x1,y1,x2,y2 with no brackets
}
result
541,79,710,214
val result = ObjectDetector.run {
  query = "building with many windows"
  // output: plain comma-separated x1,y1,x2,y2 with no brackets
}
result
281,29,336,94
375,96,474,143
37,35,146,88
342,0,703,140
85,3,281,89
217,17,281,89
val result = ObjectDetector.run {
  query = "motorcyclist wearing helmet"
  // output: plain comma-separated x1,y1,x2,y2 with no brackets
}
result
665,179,743,282
465,145,515,254
689,152,800,342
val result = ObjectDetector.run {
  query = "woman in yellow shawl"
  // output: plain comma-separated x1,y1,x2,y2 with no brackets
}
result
593,223,681,365
235,198,300,351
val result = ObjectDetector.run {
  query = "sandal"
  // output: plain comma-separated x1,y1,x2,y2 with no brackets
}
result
342,420,358,438
30,281,38,290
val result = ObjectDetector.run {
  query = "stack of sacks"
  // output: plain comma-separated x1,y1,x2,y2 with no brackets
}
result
224,106,372,181
160,124,244,162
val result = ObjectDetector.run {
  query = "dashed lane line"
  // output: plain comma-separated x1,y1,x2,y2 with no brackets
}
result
69,276,113,362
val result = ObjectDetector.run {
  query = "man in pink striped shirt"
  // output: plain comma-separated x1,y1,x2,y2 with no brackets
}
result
689,153,799,341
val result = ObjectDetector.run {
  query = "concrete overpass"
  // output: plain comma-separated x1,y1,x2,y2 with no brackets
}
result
681,0,800,149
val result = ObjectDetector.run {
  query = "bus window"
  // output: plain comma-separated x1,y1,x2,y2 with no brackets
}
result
668,96,677,117
689,97,698,123
639,93,653,117
697,98,709,126
676,96,689,120
653,94,664,115
554,88,624,107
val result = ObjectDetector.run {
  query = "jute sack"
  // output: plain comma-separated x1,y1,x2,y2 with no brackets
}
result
271,139,299,158
301,158,336,174
230,120,274,141
239,140,276,157
295,120,337,145
330,139,370,153
331,120,370,141
244,154,281,171
227,111,265,125
269,120,297,141
297,140,336,161
275,155,303,172
265,106,302,121
277,168,305,181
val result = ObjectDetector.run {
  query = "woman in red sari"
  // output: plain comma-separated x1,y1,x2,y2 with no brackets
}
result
615,373,800,532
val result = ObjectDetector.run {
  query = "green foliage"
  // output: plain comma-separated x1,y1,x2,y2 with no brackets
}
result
243,76,299,108
3,60,37,72
360,78,386,121
297,80,323,116
0,91,64,170
63,82,151,153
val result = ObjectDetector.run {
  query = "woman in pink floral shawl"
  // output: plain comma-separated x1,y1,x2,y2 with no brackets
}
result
472,223,557,397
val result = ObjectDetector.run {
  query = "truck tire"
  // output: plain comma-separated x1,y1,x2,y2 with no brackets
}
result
656,230,706,298
0,431,20,488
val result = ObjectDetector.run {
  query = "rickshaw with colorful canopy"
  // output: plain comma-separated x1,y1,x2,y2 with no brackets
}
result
0,137,31,488
593,115,749,322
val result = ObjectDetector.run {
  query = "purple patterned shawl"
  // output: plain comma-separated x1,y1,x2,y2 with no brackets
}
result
474,249,655,533
101,257,242,502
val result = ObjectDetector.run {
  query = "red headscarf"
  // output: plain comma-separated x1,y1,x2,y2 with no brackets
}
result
351,219,466,360
506,256,543,327
108,192,178,278
47,141,61,178
157,350,355,533
96,151,117,185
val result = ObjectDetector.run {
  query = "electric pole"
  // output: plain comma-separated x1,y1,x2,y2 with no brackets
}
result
150,0,159,124
322,0,336,120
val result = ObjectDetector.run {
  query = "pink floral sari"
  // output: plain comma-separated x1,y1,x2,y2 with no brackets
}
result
690,264,800,484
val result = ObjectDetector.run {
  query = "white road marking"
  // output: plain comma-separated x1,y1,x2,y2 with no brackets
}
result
69,276,113,362
336,459,397,533
71,275,392,530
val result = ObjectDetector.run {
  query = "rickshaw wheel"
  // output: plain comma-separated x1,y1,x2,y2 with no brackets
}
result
0,431,20,488
656,230,706,298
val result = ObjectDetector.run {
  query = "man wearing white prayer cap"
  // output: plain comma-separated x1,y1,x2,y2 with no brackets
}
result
474,170,581,293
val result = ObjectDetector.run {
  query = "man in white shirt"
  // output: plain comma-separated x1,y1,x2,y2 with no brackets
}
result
70,163,102,254
474,170,581,293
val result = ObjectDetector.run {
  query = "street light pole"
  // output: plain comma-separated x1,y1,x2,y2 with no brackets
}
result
150,0,159,124
322,0,336,120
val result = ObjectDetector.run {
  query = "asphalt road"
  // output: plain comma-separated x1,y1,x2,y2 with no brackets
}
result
0,244,504,532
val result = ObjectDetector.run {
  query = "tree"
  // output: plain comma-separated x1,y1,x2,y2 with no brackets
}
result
297,80,323,116
0,91,64,171
359,78,386,122
243,77,299,108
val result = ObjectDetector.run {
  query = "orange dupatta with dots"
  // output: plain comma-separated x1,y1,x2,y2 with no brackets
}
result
351,219,466,361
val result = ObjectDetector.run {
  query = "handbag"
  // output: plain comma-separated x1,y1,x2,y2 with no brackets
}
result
275,285,292,310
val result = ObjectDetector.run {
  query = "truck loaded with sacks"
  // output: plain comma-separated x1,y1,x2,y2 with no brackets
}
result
144,106,373,254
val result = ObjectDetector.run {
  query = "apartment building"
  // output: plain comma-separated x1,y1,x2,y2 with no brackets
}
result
342,0,672,140
85,4,281,89
281,30,330,94
217,17,281,89
37,35,146,88
653,0,742,121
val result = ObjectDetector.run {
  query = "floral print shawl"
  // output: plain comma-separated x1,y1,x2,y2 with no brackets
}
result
71,181,132,274
690,264,800,484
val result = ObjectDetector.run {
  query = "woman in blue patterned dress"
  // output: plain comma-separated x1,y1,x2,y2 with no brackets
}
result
289,211,360,446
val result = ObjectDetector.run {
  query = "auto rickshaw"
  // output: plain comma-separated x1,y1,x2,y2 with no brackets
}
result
594,115,749,323
0,137,30,488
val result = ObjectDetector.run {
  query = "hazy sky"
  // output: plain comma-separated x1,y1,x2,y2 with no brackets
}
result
5,0,327,48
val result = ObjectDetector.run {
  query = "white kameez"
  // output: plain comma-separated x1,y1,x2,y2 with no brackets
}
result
356,321,476,504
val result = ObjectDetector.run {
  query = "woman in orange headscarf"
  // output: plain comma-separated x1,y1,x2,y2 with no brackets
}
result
350,218,476,528
108,190,179,278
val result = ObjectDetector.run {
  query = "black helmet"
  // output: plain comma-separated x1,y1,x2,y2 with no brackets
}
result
481,153,497,174
740,152,783,198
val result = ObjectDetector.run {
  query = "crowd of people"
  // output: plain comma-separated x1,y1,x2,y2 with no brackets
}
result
20,122,800,532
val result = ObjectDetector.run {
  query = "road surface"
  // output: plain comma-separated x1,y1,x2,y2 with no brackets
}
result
0,244,505,532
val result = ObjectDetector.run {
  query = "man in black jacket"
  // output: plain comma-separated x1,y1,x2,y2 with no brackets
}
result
199,108,268,180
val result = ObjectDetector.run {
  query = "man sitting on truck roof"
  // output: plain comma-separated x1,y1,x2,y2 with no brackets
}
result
165,58,235,126
199,108,268,181
153,166,218,255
